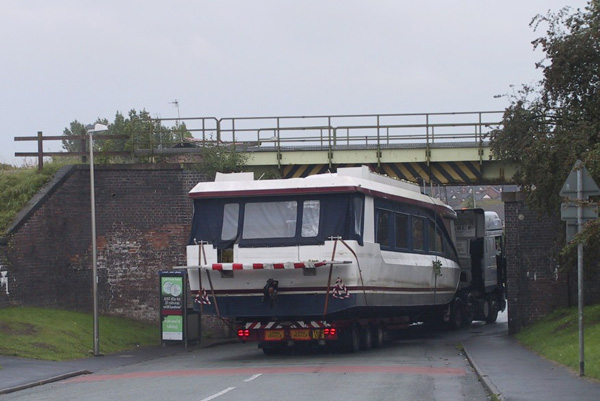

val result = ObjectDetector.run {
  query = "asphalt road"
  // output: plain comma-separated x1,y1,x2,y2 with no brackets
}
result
0,321,499,401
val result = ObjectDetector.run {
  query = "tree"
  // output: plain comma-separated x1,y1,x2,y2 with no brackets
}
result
490,1,600,214
490,0,600,272
62,120,87,154
60,109,248,175
189,143,249,180
61,109,193,163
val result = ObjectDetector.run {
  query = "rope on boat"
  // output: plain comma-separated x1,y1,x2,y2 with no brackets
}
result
339,238,368,306
323,237,339,316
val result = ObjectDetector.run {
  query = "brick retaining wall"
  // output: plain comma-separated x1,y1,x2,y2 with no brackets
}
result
0,164,205,324
504,193,570,334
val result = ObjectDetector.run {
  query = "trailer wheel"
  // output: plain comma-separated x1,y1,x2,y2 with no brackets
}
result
260,343,284,355
449,299,465,330
371,323,384,348
464,301,474,327
485,296,499,324
262,347,280,355
343,323,361,353
360,325,372,350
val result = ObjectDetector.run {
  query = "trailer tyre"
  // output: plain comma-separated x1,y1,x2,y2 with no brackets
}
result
360,325,372,350
485,296,499,324
464,301,474,327
371,323,384,348
262,347,279,355
449,299,465,330
344,324,361,353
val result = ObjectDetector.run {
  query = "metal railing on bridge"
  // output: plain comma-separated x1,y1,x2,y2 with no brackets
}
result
161,110,502,150
15,111,503,170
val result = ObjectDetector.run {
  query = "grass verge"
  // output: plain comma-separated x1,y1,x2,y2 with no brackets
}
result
0,307,158,361
0,162,71,233
516,304,600,380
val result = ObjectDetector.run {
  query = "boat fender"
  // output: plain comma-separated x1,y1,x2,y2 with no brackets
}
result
263,279,279,306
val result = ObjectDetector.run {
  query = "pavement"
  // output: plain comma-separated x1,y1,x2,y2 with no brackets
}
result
1,314,599,400
461,316,600,401
0,339,234,396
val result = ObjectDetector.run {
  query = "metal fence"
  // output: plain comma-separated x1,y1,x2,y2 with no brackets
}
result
15,111,503,169
158,111,503,150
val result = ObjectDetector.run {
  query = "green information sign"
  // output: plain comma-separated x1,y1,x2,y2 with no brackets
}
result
159,272,185,342
162,315,184,341
159,270,200,345
161,276,184,310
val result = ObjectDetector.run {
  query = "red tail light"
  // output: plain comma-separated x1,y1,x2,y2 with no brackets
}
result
237,329,251,337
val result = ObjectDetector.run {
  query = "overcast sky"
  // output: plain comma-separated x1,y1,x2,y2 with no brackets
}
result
0,0,590,166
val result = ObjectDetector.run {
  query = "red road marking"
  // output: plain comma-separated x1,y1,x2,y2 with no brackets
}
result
65,365,465,383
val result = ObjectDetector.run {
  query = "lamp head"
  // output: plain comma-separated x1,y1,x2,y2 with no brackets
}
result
86,123,109,133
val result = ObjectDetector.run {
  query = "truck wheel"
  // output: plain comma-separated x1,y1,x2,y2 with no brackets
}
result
485,297,499,324
449,299,465,330
360,325,372,350
463,302,474,327
371,323,384,348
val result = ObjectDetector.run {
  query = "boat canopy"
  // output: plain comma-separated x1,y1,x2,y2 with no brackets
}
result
189,192,365,249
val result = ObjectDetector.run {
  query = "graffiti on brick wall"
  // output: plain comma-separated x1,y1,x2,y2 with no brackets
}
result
0,267,8,295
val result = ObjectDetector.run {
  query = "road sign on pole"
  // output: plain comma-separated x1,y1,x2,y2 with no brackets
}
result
560,160,600,377
560,160,600,199
560,202,599,221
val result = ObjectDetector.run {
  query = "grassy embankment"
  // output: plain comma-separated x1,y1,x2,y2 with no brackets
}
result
0,307,157,360
0,162,70,232
0,165,158,362
516,304,600,380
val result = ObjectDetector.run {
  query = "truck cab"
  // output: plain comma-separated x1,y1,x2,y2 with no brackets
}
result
454,208,506,323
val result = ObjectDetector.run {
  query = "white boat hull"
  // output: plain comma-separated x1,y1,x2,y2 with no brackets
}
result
186,240,460,321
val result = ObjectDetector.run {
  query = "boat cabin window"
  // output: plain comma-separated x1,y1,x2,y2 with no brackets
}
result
221,203,240,240
374,201,454,260
376,211,391,247
429,220,443,253
373,198,457,261
395,213,409,249
412,217,425,251
353,197,364,236
301,200,320,237
243,201,298,239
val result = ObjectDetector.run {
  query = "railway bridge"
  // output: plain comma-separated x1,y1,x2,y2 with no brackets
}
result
168,111,515,185
17,110,517,185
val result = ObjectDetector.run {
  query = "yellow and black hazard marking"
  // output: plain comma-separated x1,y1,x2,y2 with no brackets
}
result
381,162,481,184
282,164,365,179
282,162,481,184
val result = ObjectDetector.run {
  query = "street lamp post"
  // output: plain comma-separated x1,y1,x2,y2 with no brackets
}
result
86,123,108,357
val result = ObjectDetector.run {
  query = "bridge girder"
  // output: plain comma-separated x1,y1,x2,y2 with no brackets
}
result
244,146,516,185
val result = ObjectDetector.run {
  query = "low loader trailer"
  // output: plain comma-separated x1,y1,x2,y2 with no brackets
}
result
183,168,506,352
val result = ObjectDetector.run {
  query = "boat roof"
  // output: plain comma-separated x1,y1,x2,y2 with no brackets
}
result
189,166,454,213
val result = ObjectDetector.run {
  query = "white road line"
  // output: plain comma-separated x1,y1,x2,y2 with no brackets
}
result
244,373,263,382
199,387,236,401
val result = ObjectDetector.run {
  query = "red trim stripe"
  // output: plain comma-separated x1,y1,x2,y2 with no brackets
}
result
192,286,457,295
